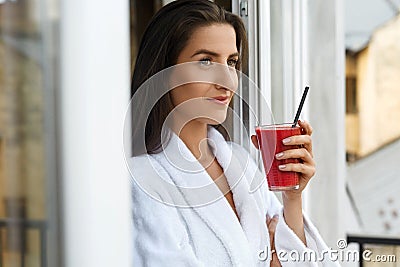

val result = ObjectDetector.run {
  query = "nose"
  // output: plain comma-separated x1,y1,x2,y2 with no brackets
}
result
213,64,238,92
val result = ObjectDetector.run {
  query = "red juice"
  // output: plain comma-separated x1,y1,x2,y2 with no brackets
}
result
255,124,301,191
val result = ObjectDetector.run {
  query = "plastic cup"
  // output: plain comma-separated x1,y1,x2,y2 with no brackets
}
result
255,123,301,191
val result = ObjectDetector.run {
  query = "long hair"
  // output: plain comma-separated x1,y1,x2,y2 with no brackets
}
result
131,0,248,156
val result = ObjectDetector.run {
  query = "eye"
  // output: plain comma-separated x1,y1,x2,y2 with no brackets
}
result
199,57,213,66
227,58,239,67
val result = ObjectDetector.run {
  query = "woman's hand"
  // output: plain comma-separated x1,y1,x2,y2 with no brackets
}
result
267,214,282,267
278,120,315,199
251,120,315,199
253,120,314,245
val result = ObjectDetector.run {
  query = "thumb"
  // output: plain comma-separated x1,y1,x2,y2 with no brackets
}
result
251,135,259,149
267,215,279,249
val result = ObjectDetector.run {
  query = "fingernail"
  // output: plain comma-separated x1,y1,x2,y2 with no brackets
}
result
278,165,286,170
273,214,279,219
275,152,284,159
282,138,290,144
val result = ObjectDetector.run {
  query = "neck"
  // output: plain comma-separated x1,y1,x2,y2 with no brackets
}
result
170,118,213,162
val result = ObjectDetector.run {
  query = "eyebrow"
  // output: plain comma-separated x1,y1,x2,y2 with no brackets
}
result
190,49,240,58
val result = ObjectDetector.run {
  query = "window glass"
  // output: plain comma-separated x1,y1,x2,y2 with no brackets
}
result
0,0,60,266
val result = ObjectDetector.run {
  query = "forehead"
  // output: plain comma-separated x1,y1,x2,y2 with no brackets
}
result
183,24,238,55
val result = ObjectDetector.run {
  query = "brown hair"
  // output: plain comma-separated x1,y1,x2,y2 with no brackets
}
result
131,0,248,156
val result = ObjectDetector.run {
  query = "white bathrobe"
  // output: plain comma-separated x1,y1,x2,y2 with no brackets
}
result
128,126,341,266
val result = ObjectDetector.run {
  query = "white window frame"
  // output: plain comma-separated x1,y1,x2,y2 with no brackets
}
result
232,0,263,161
269,0,310,123
231,0,309,161
60,1,132,266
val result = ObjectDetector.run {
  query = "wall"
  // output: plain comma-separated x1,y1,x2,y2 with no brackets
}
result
306,0,347,248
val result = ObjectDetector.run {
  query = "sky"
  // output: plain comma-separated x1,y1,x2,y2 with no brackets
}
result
345,0,400,51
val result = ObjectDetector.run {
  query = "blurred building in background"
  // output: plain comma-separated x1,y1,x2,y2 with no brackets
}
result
0,0,131,266
346,6,400,160
0,0,54,266
345,1,400,266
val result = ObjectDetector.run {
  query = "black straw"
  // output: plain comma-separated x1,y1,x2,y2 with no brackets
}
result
292,86,309,127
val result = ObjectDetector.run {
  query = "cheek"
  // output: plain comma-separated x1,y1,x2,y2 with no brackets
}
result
170,83,211,106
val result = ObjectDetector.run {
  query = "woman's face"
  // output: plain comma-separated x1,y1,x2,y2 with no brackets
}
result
169,23,239,126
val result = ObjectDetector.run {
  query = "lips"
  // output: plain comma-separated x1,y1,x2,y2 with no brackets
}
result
207,95,230,105
213,96,228,101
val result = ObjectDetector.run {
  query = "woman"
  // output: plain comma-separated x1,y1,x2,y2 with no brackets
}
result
129,0,340,266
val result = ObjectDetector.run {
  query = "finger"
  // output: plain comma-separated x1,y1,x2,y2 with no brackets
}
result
267,215,279,249
266,214,271,225
282,135,313,157
268,216,281,266
275,148,313,163
278,163,316,178
298,120,313,136
267,215,279,231
251,135,259,149
282,135,311,146
271,254,282,267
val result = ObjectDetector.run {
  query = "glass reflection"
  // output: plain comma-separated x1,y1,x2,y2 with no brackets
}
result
0,0,59,266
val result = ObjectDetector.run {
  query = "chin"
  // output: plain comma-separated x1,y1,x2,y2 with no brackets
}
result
198,114,227,125
184,106,228,125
